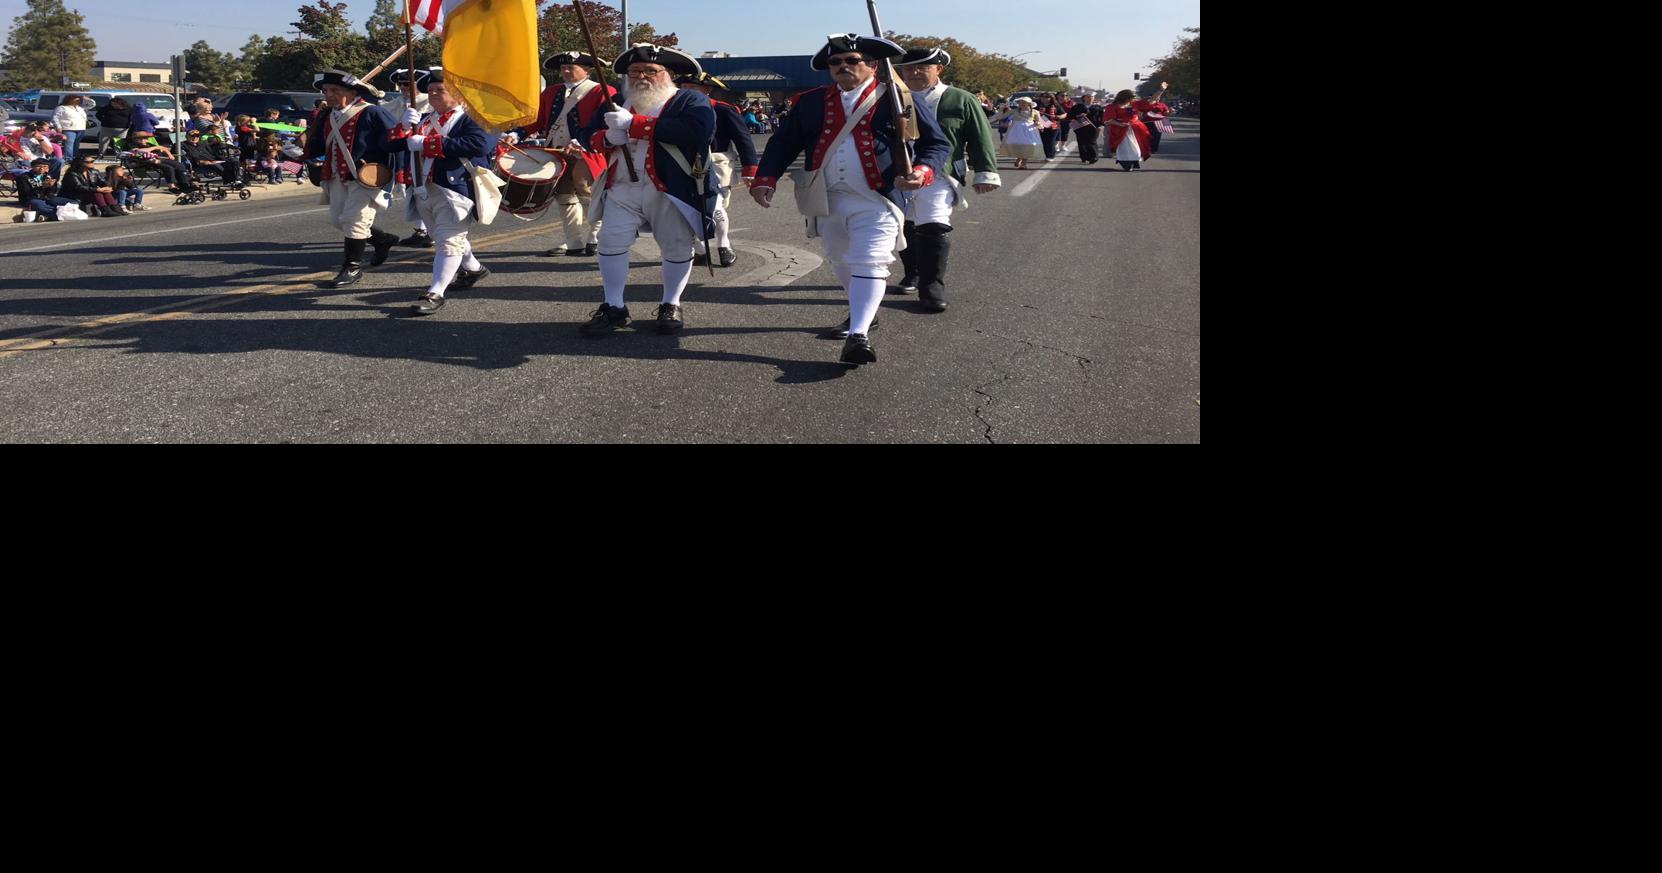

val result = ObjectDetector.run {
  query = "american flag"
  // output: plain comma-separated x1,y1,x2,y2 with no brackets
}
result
407,0,445,35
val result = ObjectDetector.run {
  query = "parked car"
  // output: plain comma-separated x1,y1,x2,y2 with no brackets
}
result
217,91,323,125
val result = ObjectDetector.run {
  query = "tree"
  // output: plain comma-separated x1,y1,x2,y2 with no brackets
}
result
0,0,97,90
1149,27,1199,101
537,0,676,65
884,32,1066,99
183,39,243,93
294,0,353,41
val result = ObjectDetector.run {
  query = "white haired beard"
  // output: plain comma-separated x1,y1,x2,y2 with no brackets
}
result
627,78,678,115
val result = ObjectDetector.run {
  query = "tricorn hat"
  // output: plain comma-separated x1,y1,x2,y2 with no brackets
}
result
674,70,729,90
543,51,606,72
314,69,383,101
413,67,444,94
612,44,701,77
810,33,904,71
895,46,953,67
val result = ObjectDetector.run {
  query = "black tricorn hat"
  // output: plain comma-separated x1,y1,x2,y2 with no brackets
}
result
543,51,606,72
314,69,382,100
413,67,445,94
810,34,904,71
612,44,701,76
896,46,953,67
674,70,729,90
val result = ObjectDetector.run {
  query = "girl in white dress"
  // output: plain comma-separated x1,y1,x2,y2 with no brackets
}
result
991,97,1046,169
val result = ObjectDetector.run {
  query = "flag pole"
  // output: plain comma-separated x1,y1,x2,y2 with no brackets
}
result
406,0,422,188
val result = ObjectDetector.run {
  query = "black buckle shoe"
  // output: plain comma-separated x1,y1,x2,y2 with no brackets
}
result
583,243,598,256
840,333,877,365
655,303,684,334
399,230,435,248
822,315,878,340
411,292,446,315
892,275,919,295
693,250,710,266
718,247,737,268
579,303,631,336
449,265,490,291
541,247,566,257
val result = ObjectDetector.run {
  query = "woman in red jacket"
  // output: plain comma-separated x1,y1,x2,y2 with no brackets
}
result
1104,89,1151,171
1134,83,1173,155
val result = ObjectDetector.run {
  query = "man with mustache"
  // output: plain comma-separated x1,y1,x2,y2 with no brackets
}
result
751,34,950,366
576,44,718,337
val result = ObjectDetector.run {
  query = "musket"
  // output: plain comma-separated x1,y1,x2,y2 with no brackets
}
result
690,150,716,277
864,0,913,177
573,0,639,182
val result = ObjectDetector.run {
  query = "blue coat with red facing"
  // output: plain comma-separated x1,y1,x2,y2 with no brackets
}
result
711,99,759,178
304,101,394,182
753,80,951,207
580,88,720,239
387,109,500,219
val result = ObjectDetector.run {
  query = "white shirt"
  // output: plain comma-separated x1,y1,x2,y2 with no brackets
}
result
54,104,88,132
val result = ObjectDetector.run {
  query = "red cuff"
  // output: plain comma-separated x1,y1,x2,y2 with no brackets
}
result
390,124,412,140
753,176,778,189
628,115,656,140
918,165,935,187
742,165,758,178
422,135,445,159
590,130,611,152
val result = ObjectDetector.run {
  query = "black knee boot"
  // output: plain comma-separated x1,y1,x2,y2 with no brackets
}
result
369,227,399,267
893,221,919,294
916,223,952,312
329,238,368,288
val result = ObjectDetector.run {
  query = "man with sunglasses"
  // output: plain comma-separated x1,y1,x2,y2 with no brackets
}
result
575,44,718,337
751,34,950,366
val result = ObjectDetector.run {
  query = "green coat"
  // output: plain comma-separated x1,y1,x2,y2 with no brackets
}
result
925,85,1000,184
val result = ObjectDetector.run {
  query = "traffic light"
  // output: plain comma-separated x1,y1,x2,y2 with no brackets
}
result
1134,73,1141,80
1059,67,1067,77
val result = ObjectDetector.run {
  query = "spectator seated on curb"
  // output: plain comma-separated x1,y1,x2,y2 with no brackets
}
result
107,163,149,212
13,158,75,221
60,154,127,217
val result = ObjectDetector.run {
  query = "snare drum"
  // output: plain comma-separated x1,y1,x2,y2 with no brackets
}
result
495,147,566,216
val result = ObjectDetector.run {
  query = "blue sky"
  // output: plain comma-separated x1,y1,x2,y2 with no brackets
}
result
3,1,1199,93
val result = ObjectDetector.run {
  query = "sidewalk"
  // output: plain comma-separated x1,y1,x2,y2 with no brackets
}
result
4,176,318,228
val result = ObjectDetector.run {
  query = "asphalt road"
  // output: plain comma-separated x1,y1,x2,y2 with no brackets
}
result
0,119,1200,443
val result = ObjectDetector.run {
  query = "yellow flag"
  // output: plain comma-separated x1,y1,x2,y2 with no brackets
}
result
442,0,540,132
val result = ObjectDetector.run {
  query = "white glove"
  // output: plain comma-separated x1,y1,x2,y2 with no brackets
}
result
407,134,427,152
605,127,629,145
604,110,634,131
403,108,421,126
504,132,520,144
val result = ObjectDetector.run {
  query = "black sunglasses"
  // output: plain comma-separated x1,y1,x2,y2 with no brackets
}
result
826,56,868,68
